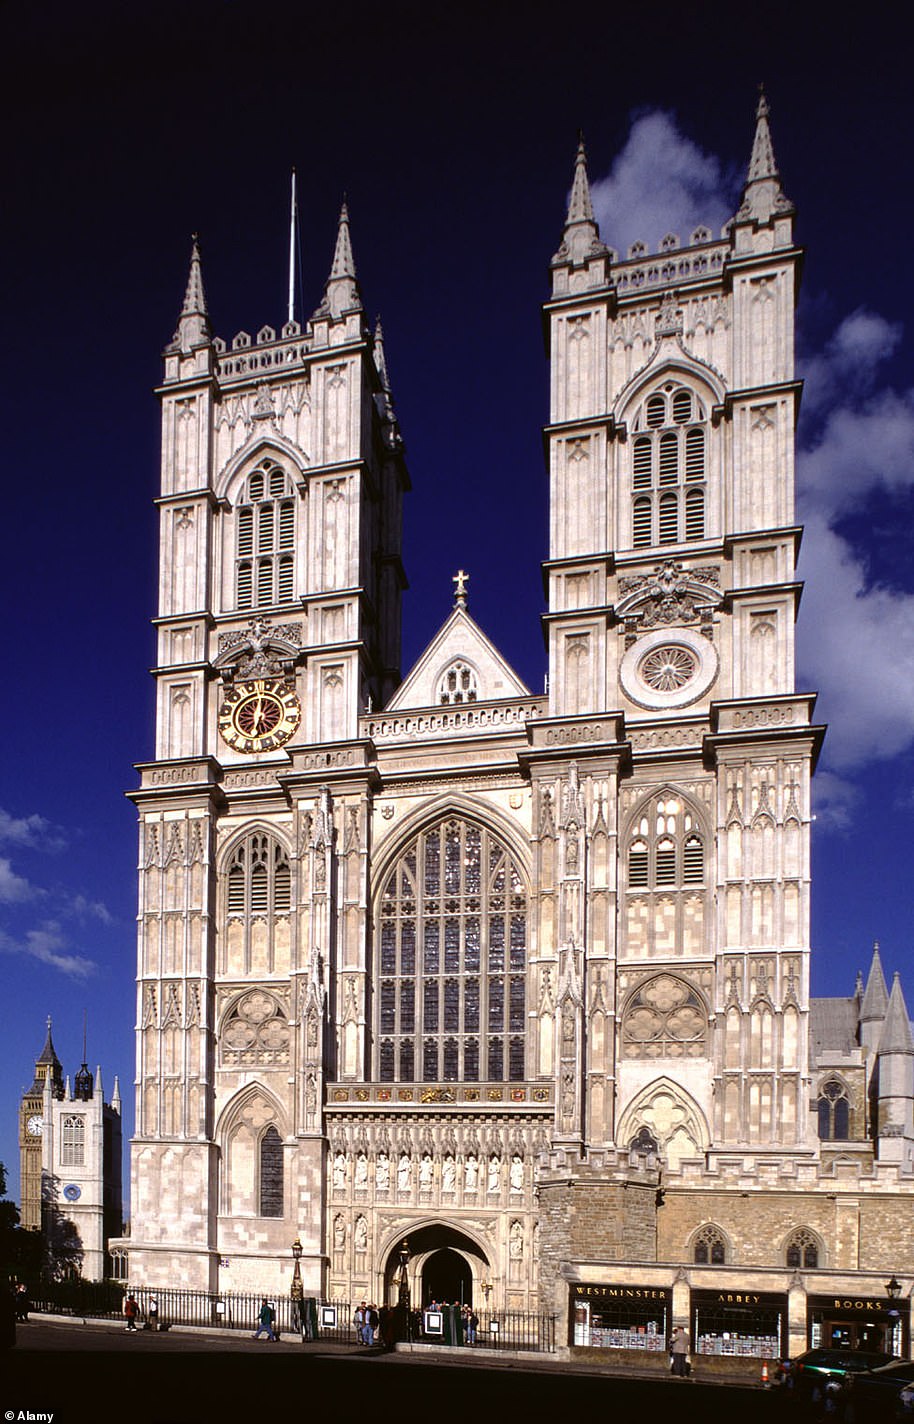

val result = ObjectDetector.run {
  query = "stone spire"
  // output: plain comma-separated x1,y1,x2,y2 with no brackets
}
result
879,974,914,1055
313,201,364,321
735,88,794,225
552,134,609,267
860,942,890,1055
169,234,211,353
33,1016,64,1097
373,316,391,394
861,943,890,1023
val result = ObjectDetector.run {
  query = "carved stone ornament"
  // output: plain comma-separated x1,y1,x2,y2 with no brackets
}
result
617,560,720,646
215,617,302,683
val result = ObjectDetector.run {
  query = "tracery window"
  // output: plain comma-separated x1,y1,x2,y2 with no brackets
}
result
377,817,527,1082
817,1078,850,1140
437,662,478,705
786,1228,820,1270
692,1224,726,1265
630,382,707,549
223,832,292,973
259,1126,283,1217
235,459,296,610
628,795,704,890
621,974,708,1058
61,1115,85,1167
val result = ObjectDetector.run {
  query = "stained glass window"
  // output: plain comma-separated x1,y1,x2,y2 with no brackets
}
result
376,818,528,1082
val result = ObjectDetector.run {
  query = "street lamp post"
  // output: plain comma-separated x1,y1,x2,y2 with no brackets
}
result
886,1276,902,1300
396,1238,410,1342
291,1236,303,1336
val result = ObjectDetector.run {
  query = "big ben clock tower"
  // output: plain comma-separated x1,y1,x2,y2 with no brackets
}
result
19,1019,64,1232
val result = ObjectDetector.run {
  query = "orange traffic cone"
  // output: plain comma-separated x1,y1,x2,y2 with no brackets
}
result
760,1359,770,1387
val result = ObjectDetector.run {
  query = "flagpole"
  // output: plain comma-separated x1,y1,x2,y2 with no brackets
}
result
287,167,297,325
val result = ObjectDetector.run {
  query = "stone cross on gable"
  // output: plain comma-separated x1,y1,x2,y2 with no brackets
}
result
453,569,469,608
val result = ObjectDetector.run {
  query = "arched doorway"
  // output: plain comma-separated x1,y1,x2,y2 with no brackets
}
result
383,1223,489,1308
424,1247,472,1306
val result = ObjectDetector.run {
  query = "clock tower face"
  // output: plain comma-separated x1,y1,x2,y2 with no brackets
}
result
26,1114,44,1137
217,677,301,754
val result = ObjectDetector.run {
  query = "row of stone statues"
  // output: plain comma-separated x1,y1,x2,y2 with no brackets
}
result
332,1148,525,1194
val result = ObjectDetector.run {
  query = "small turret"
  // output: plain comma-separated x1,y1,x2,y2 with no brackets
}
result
552,134,609,270
874,974,914,1168
733,88,794,228
313,201,364,322
860,942,890,1054
33,1017,64,1099
168,234,211,353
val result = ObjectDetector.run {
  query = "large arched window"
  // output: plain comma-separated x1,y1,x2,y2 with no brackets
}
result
624,790,707,958
235,459,296,610
376,817,528,1083
630,382,707,549
259,1126,284,1217
817,1078,850,1140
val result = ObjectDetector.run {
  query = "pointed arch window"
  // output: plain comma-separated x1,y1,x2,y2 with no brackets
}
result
61,1115,85,1167
786,1228,820,1269
629,382,707,548
376,817,527,1083
259,1126,284,1217
627,796,705,890
693,1224,727,1265
223,832,292,973
437,662,478,705
621,974,708,1059
817,1078,850,1140
235,459,297,610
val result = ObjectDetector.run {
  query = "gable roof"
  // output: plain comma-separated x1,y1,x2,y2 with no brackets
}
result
386,605,530,712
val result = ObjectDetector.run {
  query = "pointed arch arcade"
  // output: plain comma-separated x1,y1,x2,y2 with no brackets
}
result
374,814,529,1083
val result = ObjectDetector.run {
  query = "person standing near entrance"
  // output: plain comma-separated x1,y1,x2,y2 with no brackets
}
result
670,1324,689,1376
124,1294,140,1332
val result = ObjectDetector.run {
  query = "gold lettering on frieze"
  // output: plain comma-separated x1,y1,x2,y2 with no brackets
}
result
716,1293,761,1305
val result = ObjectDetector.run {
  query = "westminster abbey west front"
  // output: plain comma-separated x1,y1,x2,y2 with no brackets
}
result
118,95,914,1362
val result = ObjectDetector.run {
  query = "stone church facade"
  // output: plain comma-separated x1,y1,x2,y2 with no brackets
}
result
118,96,914,1360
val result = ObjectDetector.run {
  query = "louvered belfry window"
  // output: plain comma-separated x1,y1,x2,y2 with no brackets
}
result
627,796,704,889
235,459,296,609
377,818,528,1083
630,383,707,548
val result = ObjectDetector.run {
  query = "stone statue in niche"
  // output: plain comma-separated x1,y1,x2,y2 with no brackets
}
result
376,1150,390,1190
510,1154,524,1191
333,1214,346,1250
355,1151,368,1188
419,1153,433,1188
465,1153,479,1190
442,1154,456,1192
354,1215,368,1252
510,1221,524,1259
397,1153,412,1190
488,1154,500,1193
332,1151,346,1189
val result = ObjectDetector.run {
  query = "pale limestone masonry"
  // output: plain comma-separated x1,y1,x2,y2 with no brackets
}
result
115,95,914,1359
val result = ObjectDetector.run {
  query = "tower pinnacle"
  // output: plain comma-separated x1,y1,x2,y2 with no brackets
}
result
314,201,364,321
552,134,608,267
735,87,794,225
169,234,211,353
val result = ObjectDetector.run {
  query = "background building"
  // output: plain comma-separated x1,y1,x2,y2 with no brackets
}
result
19,1021,123,1281
116,96,914,1360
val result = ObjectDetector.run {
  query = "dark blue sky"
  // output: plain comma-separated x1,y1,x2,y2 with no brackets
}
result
3,1,913,1199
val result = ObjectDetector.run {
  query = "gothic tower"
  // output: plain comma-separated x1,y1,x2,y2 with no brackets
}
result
124,210,407,1291
539,93,823,1186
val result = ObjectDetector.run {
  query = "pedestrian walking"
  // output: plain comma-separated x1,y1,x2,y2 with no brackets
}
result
148,1296,159,1331
253,1298,277,1341
124,1294,140,1332
670,1324,690,1377
15,1284,29,1323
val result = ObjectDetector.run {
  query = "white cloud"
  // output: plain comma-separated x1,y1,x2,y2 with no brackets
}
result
0,856,34,903
0,807,65,850
810,770,861,832
801,309,902,420
590,110,736,257
0,922,97,978
69,894,114,924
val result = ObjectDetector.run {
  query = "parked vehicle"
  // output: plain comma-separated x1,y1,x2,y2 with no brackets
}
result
790,1348,901,1411
841,1359,914,1421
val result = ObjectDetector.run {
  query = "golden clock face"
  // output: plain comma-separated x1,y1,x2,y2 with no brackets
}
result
218,678,301,754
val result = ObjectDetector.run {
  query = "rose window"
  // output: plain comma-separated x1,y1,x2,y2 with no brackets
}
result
621,975,708,1059
221,991,290,1063
639,644,696,692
